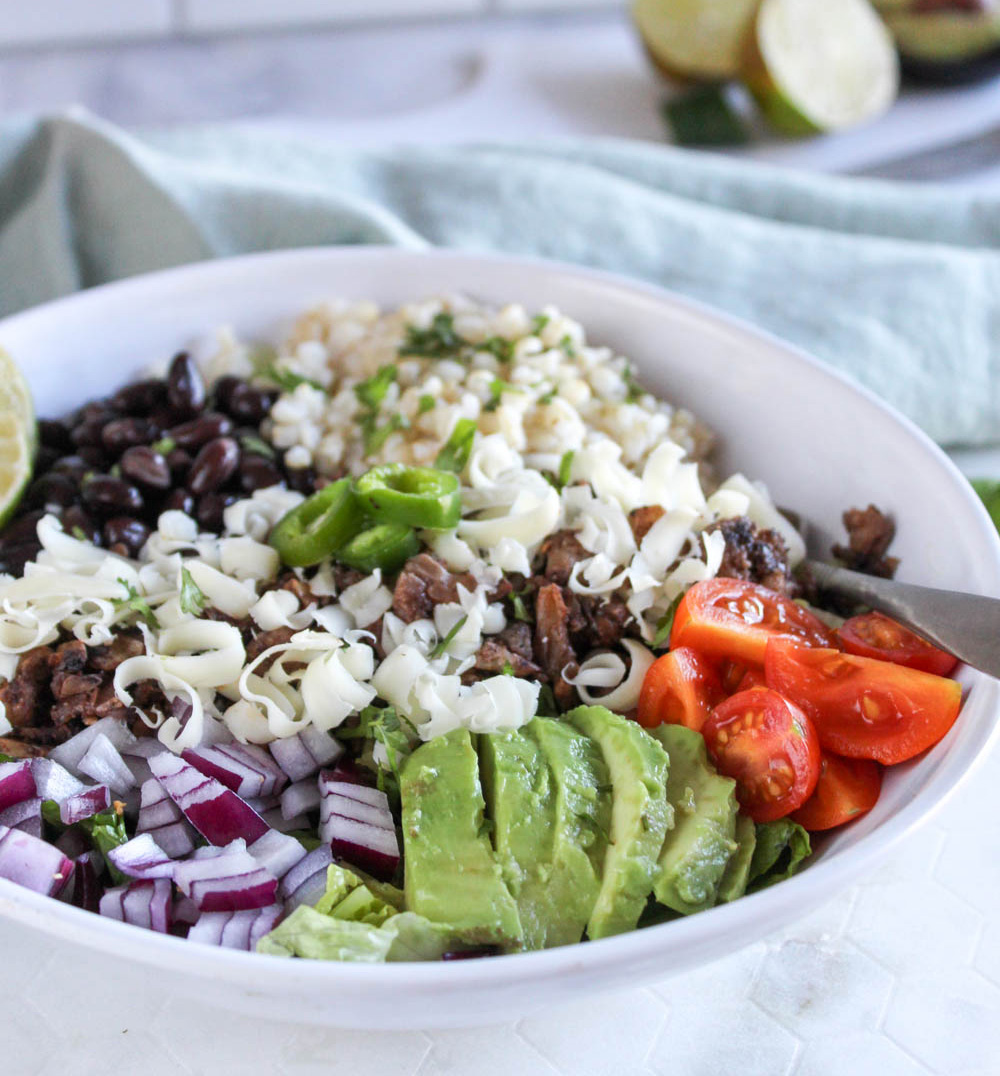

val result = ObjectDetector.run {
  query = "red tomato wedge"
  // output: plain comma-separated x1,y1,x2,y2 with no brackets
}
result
764,638,962,764
701,688,821,823
637,647,726,732
670,579,835,666
736,667,768,692
792,752,882,831
838,611,958,677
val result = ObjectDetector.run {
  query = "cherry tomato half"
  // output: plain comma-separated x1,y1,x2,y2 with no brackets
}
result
670,579,835,667
736,667,768,692
792,752,882,831
764,637,962,765
701,688,821,823
637,647,726,732
838,611,958,677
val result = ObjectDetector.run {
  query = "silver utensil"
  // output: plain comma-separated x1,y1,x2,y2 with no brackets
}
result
807,560,1000,679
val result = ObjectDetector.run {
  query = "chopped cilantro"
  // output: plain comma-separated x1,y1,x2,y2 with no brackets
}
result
479,336,515,363
151,436,176,456
417,394,436,414
179,566,207,616
622,363,644,403
531,313,550,335
484,378,523,413
399,313,467,358
362,413,408,455
511,593,532,623
652,593,684,650
262,364,325,394
435,418,477,473
558,334,577,357
339,705,417,801
538,389,557,406
430,614,469,659
43,799,130,885
557,450,575,490
239,433,276,460
113,578,160,629
501,660,515,677
71,525,87,541
354,364,398,411
0,753,13,763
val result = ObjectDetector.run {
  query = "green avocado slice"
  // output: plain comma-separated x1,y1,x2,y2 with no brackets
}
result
479,729,557,950
565,705,672,940
522,717,612,948
647,724,739,915
716,814,757,903
400,727,523,949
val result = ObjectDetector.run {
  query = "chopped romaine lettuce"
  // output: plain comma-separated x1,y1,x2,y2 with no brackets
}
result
747,819,811,891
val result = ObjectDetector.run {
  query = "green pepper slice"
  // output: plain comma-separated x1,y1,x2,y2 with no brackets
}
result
269,478,366,567
336,521,420,575
355,464,462,530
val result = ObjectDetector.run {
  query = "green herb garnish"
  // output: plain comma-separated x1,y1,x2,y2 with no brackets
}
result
362,413,408,456
531,314,550,335
355,364,398,411
179,566,207,617
558,334,577,357
262,364,325,394
652,593,684,650
484,378,523,413
239,433,276,460
151,437,176,456
417,394,436,415
435,418,477,473
71,525,87,541
113,578,160,629
622,363,645,403
430,615,469,659
400,313,467,358
479,336,515,363
557,450,575,490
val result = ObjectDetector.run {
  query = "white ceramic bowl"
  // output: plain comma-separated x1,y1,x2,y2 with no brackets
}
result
1,248,997,1029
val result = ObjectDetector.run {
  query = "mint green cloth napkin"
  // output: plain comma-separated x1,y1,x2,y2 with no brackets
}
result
1,111,999,446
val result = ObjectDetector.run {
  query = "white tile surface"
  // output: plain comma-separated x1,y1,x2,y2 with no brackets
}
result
178,0,486,34
0,0,172,48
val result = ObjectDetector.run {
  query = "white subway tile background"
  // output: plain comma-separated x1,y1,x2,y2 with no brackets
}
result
0,0,626,49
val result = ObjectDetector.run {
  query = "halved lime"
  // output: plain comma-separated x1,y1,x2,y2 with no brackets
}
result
0,349,36,528
745,0,900,135
632,0,760,82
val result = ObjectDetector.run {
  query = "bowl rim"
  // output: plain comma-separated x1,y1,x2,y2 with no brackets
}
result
2,244,999,991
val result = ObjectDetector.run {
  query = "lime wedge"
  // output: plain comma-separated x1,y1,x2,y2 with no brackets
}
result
745,0,899,135
632,0,760,82
0,348,36,528
879,7,1000,64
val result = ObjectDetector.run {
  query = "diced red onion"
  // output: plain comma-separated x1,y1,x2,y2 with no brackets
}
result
119,739,167,789
78,734,136,795
173,839,278,912
247,829,306,880
49,715,137,775
0,797,43,839
258,806,310,834
280,844,332,911
136,778,196,859
0,761,36,812
28,757,86,802
280,779,322,821
149,753,269,847
319,771,399,881
55,827,92,860
268,726,343,783
187,902,283,950
108,833,176,880
0,824,74,897
244,794,281,815
173,894,200,925
70,851,103,913
182,743,288,800
99,878,172,933
59,784,112,825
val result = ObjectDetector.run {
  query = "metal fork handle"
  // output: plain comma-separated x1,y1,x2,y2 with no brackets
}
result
807,561,1000,680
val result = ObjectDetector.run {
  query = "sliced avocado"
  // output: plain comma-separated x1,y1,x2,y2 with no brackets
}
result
399,728,522,949
647,724,739,916
716,814,757,903
479,729,556,950
566,705,671,940
523,717,612,948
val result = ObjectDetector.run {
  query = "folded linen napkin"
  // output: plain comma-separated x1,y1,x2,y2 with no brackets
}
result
1,110,999,446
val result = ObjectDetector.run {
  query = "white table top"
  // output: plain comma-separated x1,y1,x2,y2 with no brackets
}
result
2,10,1000,1075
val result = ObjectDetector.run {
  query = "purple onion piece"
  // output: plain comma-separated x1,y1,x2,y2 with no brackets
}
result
319,775,399,882
173,840,278,912
280,844,332,911
188,903,283,950
59,785,112,825
0,797,43,838
0,824,74,896
258,806,310,835
280,779,321,821
28,757,86,802
78,734,137,795
136,779,197,859
108,833,175,880
247,829,306,881
268,726,343,783
49,715,137,775
0,761,37,812
182,742,287,800
148,753,269,847
70,851,104,913
100,878,172,933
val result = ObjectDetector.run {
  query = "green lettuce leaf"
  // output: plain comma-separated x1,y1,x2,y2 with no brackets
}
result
258,907,395,962
747,819,811,892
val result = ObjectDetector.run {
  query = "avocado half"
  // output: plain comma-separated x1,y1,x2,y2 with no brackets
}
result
875,1,1000,83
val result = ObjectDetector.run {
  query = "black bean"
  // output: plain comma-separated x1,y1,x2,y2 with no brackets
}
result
120,446,171,490
38,419,74,452
286,465,317,495
61,506,101,545
77,446,109,469
168,412,233,450
33,446,62,474
50,455,91,481
82,476,144,517
101,417,160,455
195,492,236,533
165,448,194,480
162,489,196,515
111,378,167,416
0,541,42,574
70,418,107,448
187,437,240,495
80,401,118,424
24,473,78,510
103,517,151,557
166,353,206,417
2,510,45,545
216,378,277,424
240,455,283,492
